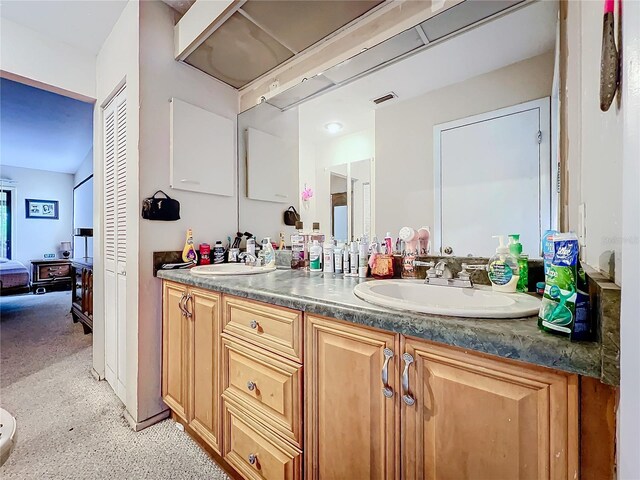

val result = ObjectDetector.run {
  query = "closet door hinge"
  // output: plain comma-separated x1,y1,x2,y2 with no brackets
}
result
537,130,542,144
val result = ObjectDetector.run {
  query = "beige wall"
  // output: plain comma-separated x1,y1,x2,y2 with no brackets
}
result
375,51,554,241
137,0,239,422
565,1,622,285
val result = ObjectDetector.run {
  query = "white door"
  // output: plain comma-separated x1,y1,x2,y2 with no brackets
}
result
434,98,551,258
103,86,127,402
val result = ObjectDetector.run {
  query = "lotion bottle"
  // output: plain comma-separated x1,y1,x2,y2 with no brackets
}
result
309,240,323,272
323,239,335,273
182,228,198,262
488,235,520,293
261,238,275,267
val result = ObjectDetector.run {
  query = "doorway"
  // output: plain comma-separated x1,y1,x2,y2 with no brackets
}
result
0,187,15,259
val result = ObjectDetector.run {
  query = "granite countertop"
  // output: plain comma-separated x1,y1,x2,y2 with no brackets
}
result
157,268,605,381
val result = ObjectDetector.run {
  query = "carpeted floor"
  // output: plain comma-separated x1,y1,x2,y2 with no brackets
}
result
0,291,229,479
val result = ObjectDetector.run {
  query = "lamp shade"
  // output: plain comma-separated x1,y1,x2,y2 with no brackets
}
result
74,228,93,237
60,241,72,251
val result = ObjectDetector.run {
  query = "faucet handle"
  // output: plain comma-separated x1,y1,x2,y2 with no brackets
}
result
460,263,487,276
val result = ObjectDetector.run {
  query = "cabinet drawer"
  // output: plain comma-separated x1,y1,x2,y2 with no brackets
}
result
223,296,302,362
222,335,302,447
39,264,70,278
224,401,302,480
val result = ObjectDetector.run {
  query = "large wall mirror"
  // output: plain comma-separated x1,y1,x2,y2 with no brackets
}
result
237,0,559,258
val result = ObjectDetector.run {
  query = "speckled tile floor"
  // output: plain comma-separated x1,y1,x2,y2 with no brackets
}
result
0,291,228,479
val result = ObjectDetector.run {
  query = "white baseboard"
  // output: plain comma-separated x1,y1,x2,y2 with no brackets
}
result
124,408,170,432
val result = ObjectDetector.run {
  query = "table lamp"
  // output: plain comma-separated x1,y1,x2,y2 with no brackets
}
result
74,228,93,259
60,241,72,259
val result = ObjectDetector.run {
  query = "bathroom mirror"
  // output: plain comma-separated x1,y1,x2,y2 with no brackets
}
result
237,0,559,257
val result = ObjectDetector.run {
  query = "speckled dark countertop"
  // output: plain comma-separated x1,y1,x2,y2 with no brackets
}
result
157,268,604,380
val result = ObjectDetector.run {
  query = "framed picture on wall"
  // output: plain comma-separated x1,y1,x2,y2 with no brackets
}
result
25,199,59,219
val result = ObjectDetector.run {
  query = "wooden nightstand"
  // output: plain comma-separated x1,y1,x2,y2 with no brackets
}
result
71,258,93,334
30,259,72,294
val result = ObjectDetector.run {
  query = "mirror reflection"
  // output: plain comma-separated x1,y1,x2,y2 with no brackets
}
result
238,0,559,258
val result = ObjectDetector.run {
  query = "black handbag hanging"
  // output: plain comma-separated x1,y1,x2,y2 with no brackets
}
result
283,206,300,226
141,190,180,221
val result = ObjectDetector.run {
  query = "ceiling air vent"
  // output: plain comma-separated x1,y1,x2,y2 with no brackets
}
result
372,92,398,105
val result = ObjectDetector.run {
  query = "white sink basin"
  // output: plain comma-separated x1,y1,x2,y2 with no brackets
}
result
353,280,541,318
190,264,276,276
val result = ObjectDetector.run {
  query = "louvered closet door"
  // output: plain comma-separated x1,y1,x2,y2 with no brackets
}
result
104,86,127,403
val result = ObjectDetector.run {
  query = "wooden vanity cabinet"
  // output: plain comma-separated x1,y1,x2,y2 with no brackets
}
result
161,283,584,480
305,314,399,480
401,338,579,480
305,314,579,480
162,281,223,454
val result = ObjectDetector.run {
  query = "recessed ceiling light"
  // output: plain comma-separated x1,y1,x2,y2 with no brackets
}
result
324,122,343,134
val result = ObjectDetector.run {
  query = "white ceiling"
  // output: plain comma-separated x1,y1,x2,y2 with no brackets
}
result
299,0,557,143
0,0,127,55
1,78,94,174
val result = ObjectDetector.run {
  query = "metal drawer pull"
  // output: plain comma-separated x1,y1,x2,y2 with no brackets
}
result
249,320,258,330
184,294,192,318
247,381,256,391
248,453,257,465
381,348,394,398
178,292,187,315
402,353,415,406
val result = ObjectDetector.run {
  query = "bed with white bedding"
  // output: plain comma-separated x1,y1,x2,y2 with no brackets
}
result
0,259,30,295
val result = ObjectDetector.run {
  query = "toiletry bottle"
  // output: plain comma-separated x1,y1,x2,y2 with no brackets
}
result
261,238,275,267
508,234,528,292
358,236,369,278
182,228,198,263
309,240,323,272
212,241,225,264
291,222,305,269
323,240,335,273
349,241,359,275
488,235,520,293
418,227,431,254
343,243,350,275
199,243,211,265
384,232,393,255
334,243,343,274
246,237,256,257
307,223,324,270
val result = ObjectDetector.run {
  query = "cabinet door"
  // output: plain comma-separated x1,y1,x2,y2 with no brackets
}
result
188,287,223,454
402,338,578,480
305,315,399,480
162,281,189,420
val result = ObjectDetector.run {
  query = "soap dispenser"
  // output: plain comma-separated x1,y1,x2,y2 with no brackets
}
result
488,235,520,293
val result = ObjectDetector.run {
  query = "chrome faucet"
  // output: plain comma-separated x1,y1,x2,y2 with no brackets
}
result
415,260,487,288
238,252,262,267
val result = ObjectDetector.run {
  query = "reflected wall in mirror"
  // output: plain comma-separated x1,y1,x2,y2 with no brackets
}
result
237,102,299,242
238,0,559,257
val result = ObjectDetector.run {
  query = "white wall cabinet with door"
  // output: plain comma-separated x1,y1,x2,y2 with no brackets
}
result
434,98,552,258
103,86,128,403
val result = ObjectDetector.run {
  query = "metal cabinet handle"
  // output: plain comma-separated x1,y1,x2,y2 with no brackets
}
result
178,292,187,315
402,353,415,406
247,381,256,391
249,320,258,330
248,453,257,465
184,294,192,318
381,348,394,398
